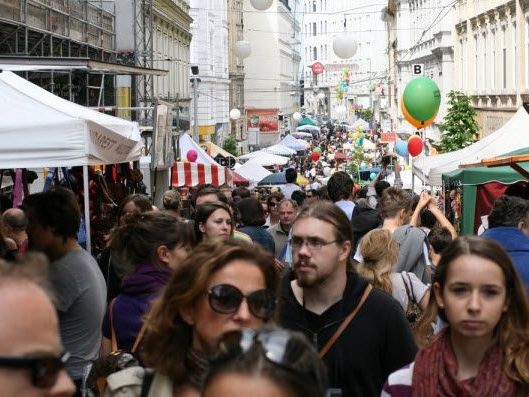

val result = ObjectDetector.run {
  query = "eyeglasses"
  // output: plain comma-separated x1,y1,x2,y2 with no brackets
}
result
211,328,325,391
290,236,340,251
0,351,70,388
208,284,276,320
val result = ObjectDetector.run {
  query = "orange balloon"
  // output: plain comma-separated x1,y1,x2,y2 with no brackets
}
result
400,97,436,129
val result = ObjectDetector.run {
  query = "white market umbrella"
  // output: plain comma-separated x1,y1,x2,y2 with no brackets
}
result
239,151,289,166
234,162,272,185
262,144,296,156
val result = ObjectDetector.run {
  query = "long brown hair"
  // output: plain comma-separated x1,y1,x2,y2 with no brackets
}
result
141,238,279,383
356,229,398,294
416,236,529,393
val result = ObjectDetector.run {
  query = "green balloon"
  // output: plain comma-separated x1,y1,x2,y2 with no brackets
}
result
313,147,322,153
403,77,441,122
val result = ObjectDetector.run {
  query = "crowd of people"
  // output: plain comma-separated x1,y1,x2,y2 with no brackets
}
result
1,131,529,396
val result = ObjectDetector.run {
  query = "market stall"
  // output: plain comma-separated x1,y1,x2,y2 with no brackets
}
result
413,105,529,186
279,134,309,151
442,148,529,235
170,162,231,187
0,70,142,253
234,162,272,186
238,151,289,166
262,144,296,156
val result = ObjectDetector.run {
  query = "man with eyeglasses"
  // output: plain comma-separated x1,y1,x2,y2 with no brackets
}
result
279,201,417,397
0,260,76,396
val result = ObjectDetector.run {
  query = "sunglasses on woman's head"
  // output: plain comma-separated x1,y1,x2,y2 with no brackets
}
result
211,328,325,389
0,351,70,388
208,284,276,320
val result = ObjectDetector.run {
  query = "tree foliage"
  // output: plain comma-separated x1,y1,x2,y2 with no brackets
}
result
222,137,239,157
358,109,373,122
439,91,479,153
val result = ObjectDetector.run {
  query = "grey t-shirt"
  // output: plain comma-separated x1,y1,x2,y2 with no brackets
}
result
49,248,107,380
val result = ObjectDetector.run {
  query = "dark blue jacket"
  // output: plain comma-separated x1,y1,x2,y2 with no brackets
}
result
483,227,529,292
237,226,276,255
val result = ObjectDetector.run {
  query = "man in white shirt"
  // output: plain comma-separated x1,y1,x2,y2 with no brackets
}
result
281,168,301,200
327,171,355,220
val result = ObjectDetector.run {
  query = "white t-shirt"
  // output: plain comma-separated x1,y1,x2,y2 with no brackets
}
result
390,271,429,311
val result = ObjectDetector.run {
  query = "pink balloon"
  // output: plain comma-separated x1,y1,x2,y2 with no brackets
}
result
186,149,198,162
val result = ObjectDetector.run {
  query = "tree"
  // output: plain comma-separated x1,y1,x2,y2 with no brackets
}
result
222,137,238,157
358,109,373,123
439,90,479,153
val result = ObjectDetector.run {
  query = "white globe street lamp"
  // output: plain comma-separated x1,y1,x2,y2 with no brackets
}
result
229,108,241,120
332,33,358,59
250,0,273,11
234,40,251,59
292,111,302,121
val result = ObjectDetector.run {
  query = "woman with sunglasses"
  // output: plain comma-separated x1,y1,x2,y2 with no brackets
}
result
100,212,195,356
104,238,279,397
203,326,328,397
194,201,233,242
382,236,529,396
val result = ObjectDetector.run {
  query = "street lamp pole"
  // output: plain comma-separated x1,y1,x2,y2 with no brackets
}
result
190,65,200,143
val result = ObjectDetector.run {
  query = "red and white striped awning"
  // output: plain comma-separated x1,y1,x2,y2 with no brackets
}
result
171,162,232,187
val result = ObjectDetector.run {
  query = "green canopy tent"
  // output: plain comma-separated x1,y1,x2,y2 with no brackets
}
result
442,147,529,235
297,117,317,126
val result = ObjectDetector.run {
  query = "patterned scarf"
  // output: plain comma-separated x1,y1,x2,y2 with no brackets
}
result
186,347,209,389
412,328,514,397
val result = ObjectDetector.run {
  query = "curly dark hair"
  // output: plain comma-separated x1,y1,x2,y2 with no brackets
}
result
488,195,529,228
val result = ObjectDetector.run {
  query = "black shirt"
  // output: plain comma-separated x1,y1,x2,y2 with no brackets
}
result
280,272,417,397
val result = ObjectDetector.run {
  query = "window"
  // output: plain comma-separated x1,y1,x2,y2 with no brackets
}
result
526,18,529,88
482,33,487,90
313,46,317,60
474,35,478,90
491,30,496,89
312,1,316,12
512,22,517,88
502,27,507,89
459,39,465,88
313,22,317,36
325,21,327,33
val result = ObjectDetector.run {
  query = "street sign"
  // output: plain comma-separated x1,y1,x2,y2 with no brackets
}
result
311,62,324,75
412,64,424,75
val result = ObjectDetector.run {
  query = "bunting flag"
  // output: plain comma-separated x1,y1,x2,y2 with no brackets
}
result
170,162,232,187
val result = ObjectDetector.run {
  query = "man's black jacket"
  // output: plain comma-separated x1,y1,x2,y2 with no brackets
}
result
280,272,417,397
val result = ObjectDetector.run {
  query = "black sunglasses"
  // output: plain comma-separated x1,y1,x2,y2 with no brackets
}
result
211,328,325,390
0,351,70,388
208,284,276,320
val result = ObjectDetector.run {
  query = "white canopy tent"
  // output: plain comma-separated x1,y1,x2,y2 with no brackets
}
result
178,133,218,165
0,70,142,252
238,151,289,166
413,106,529,186
233,162,272,186
262,144,296,156
279,134,308,151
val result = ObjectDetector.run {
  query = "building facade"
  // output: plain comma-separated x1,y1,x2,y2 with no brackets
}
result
387,0,454,140
302,0,388,123
153,0,193,130
228,0,247,153
243,0,302,147
454,0,529,136
189,0,230,144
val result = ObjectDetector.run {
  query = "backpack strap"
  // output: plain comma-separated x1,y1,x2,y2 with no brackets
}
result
131,321,148,354
318,284,373,359
109,298,118,352
140,369,155,397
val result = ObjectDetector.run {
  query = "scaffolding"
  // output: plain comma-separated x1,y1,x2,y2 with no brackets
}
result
0,0,116,105
134,0,153,125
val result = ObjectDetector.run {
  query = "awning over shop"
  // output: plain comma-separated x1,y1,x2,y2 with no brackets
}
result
171,162,230,187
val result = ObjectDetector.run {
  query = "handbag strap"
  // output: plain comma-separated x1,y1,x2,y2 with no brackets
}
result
109,299,118,352
109,298,147,353
401,272,417,304
318,283,373,359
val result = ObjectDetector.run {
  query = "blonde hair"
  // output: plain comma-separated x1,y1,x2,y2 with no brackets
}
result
357,229,398,294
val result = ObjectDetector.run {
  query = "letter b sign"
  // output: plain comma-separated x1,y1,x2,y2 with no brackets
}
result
412,64,424,75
